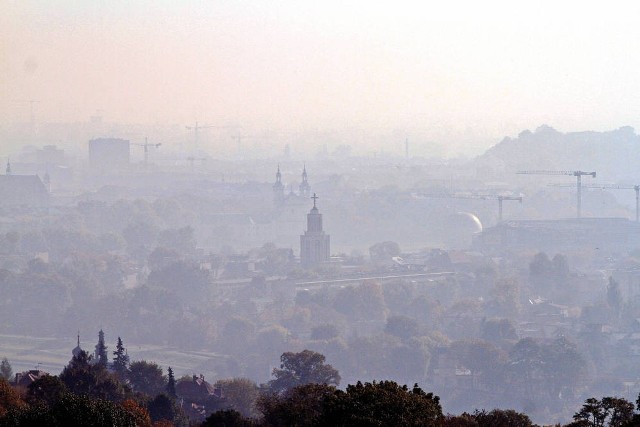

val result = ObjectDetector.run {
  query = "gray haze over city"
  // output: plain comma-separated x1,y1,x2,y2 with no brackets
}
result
3,1,640,425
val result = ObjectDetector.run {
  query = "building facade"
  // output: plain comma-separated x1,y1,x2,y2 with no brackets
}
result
300,193,330,267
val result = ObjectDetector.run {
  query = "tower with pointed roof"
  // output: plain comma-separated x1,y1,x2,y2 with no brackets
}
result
5,159,11,176
273,164,285,206
299,164,311,197
300,193,330,267
72,331,83,358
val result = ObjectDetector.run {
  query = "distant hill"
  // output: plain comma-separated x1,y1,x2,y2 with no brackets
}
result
474,125,640,182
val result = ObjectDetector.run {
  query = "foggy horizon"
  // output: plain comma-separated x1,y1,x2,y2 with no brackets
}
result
4,2,640,426
3,1,640,157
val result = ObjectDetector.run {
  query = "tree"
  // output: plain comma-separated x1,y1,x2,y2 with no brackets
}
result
385,315,420,341
323,381,442,426
203,409,253,427
95,329,108,368
127,361,166,397
147,393,175,423
27,393,136,426
26,375,68,407
507,338,544,402
472,409,533,427
542,336,586,400
268,350,340,394
258,383,336,427
214,378,259,418
480,318,517,343
572,396,634,427
0,378,26,417
369,241,401,264
166,367,176,398
120,399,152,427
0,358,11,381
112,337,130,379
59,350,125,402
489,277,521,317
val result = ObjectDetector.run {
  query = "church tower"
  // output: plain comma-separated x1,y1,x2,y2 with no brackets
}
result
300,193,330,267
273,164,285,206
299,164,311,197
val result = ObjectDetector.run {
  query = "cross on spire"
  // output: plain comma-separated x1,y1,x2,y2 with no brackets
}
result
311,193,318,208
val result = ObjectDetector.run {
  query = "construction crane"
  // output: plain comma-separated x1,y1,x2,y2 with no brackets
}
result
419,193,523,223
131,137,161,165
185,122,242,153
517,170,596,218
548,182,640,222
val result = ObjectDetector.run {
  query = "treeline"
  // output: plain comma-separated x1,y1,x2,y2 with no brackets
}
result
1,348,640,426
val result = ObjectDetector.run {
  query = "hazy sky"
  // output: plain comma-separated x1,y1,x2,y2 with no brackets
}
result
2,1,640,152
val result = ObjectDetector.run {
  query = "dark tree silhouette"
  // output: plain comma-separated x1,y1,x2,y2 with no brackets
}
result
166,367,176,398
268,350,340,394
112,337,130,379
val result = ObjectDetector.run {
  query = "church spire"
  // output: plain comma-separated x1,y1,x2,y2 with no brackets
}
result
6,158,11,175
299,163,311,196
273,164,285,206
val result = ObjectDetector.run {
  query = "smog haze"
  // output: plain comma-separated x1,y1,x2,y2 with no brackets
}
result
3,1,640,156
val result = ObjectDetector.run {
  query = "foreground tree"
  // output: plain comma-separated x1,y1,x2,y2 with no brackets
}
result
258,383,335,427
472,409,534,427
571,396,634,427
0,378,26,418
268,350,340,394
325,381,442,426
2,393,137,426
59,350,125,402
127,361,166,397
26,375,68,407
202,409,254,427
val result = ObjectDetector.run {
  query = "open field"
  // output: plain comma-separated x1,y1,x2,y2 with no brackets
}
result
0,334,229,380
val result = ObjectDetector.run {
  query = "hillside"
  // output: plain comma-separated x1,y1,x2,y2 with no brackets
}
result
475,125,640,182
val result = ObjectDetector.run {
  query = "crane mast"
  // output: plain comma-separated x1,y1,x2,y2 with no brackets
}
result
418,193,523,223
549,182,640,222
517,170,596,218
131,137,161,166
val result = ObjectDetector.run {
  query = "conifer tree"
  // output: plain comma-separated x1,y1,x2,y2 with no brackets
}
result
112,336,130,378
167,366,177,398
0,357,12,380
95,330,108,367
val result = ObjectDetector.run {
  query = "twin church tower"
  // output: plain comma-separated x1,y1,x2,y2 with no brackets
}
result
273,165,330,267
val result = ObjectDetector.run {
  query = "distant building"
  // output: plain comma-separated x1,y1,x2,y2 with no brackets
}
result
299,164,311,197
474,217,640,254
0,165,49,209
300,193,330,267
37,145,65,166
88,138,130,169
273,164,285,206
14,370,49,388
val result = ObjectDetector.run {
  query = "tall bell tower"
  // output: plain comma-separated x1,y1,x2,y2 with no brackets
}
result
300,193,330,267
